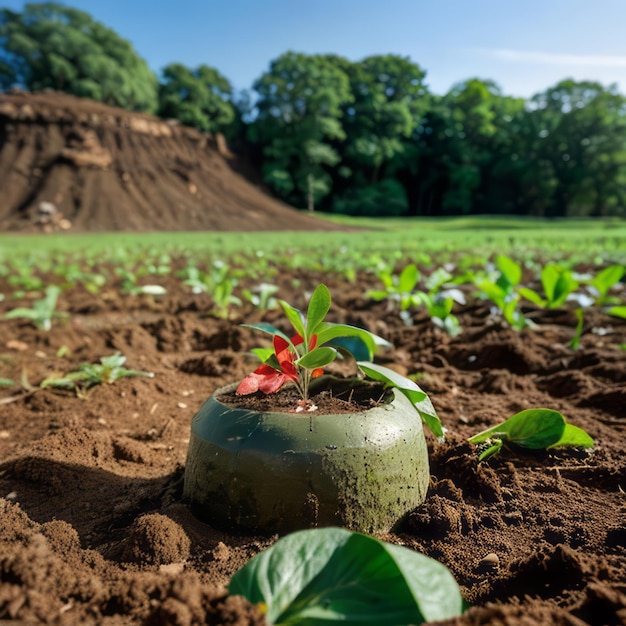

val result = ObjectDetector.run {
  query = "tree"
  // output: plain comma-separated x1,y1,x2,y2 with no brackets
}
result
329,55,429,215
248,51,352,211
158,63,235,133
392,79,527,216
342,55,428,181
0,3,158,112
530,80,626,217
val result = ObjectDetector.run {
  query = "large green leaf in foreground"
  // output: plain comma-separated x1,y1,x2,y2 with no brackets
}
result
229,527,464,625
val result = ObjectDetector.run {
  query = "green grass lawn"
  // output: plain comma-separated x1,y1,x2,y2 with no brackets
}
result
1,215,625,266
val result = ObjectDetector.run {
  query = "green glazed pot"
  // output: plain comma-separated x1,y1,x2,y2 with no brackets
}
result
183,376,430,534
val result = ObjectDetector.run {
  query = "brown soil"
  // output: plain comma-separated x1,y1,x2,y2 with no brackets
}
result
1,269,625,625
0,91,341,233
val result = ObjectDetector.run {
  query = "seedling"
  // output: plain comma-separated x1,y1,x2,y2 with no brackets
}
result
116,268,167,296
518,264,579,309
475,255,530,330
415,267,465,336
7,260,44,291
229,527,465,625
238,284,444,439
41,352,154,398
469,408,594,461
367,263,423,316
568,308,585,349
584,264,625,306
242,282,280,310
4,285,65,331
181,262,242,318
55,263,107,294
367,264,463,333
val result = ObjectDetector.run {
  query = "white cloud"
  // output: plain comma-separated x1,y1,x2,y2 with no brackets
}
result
488,49,626,68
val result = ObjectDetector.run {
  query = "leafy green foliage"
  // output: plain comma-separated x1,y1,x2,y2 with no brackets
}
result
4,285,64,331
158,63,235,133
357,361,443,440
608,305,626,319
518,264,579,308
242,283,279,310
41,352,153,397
475,255,530,330
238,284,384,400
568,308,585,350
116,268,167,296
0,3,158,111
248,51,352,210
335,54,428,206
469,408,594,461
367,263,463,334
179,261,242,318
584,265,625,305
238,284,444,438
229,527,465,625
367,263,422,313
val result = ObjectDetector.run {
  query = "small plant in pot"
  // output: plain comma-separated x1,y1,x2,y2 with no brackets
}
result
183,284,443,534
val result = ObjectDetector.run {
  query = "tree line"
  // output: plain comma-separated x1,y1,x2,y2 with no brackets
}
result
2,3,625,218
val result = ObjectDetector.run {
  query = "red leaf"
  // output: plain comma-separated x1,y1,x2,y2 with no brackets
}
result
258,371,287,394
236,373,260,395
237,364,287,395
274,334,290,354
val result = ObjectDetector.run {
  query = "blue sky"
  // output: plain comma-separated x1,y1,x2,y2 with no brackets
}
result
4,0,626,98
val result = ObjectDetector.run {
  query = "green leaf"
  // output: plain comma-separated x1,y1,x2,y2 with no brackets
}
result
518,287,547,308
4,307,39,320
469,409,566,449
0,378,16,388
251,347,274,363
365,289,390,302
398,264,419,293
541,265,577,307
608,306,626,319
317,323,390,358
306,284,331,337
541,265,559,303
495,255,522,289
592,265,624,299
279,300,306,338
229,527,351,622
476,280,506,309
550,423,594,449
99,353,126,369
356,361,444,440
228,527,464,625
297,347,337,369
242,323,291,344
384,542,464,622
568,308,584,350
326,336,371,362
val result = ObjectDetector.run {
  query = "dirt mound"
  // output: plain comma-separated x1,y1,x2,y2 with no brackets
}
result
0,267,625,623
0,91,339,233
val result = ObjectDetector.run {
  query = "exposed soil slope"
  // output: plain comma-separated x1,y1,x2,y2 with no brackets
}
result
0,91,338,233
0,267,625,624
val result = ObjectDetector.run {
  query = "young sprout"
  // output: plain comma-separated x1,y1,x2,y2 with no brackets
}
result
41,352,154,398
469,408,593,461
237,284,444,439
4,286,65,331
518,264,579,309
